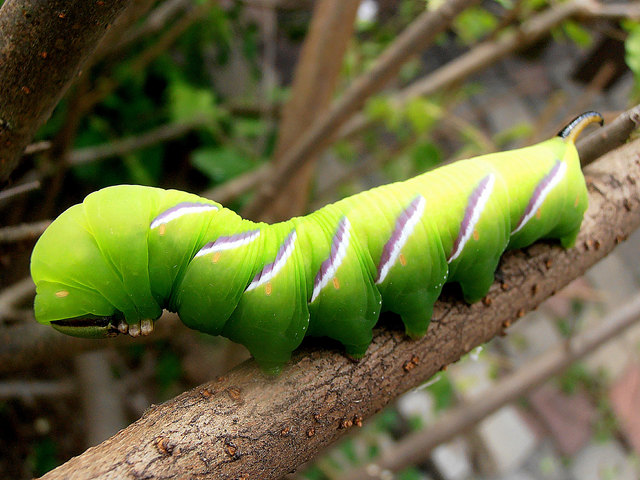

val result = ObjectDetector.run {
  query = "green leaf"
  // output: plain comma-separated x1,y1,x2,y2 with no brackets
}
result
624,20,640,94
428,373,455,412
452,7,497,44
168,82,218,123
411,141,442,172
493,122,533,147
562,20,592,48
28,438,59,477
191,146,254,183
155,350,183,391
403,97,440,134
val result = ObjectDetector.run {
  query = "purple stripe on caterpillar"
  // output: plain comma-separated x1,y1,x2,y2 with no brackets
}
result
195,230,261,258
150,202,219,230
448,174,495,263
311,217,351,302
376,195,426,284
246,229,297,292
512,160,566,234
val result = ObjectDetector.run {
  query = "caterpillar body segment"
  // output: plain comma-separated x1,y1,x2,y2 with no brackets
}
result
30,113,602,374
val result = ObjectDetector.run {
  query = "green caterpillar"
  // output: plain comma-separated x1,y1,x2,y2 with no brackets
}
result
30,112,602,374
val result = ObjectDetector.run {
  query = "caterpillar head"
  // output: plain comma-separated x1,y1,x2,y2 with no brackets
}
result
31,185,225,339
30,200,160,339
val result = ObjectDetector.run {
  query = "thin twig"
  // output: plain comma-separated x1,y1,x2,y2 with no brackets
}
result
69,117,211,166
0,180,41,204
23,142,52,156
0,311,182,374
75,351,128,447
0,221,51,244
339,292,640,479
0,277,35,321
0,380,75,401
201,163,270,204
110,0,192,53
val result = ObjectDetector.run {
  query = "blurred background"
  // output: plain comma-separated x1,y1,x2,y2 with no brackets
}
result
1,0,640,478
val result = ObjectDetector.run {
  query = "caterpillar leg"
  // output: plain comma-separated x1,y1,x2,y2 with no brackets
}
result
397,299,437,339
221,225,310,374
456,266,496,304
303,215,381,360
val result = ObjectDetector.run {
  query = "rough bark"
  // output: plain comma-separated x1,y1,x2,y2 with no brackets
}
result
40,138,640,479
0,0,132,182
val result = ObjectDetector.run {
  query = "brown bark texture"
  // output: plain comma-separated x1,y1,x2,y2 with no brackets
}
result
0,0,131,182
40,138,640,479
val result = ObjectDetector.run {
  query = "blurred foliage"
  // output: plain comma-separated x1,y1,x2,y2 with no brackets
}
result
624,20,640,102
37,2,270,195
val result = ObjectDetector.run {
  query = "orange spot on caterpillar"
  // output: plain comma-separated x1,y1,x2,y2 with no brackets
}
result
333,277,340,289
55,290,69,298
265,282,272,296
212,252,221,263
399,253,407,266
158,224,166,236
535,209,542,219
574,195,580,207
473,230,479,241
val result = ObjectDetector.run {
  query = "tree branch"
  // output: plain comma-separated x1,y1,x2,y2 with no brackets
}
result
340,292,640,479
0,0,132,182
68,117,211,166
39,138,640,479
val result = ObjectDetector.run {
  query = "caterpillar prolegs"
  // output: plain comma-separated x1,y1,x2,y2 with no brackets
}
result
30,112,602,374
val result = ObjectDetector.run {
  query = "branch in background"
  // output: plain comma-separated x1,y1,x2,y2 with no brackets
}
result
340,293,640,479
0,277,35,322
241,0,482,219
0,221,50,244
108,0,192,54
68,117,211,166
262,0,361,222
201,163,270,204
0,0,132,182
0,380,75,401
0,180,41,205
0,311,181,374
75,351,128,448
202,0,637,209
39,138,640,480
23,142,52,156
91,0,158,61
336,0,634,143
